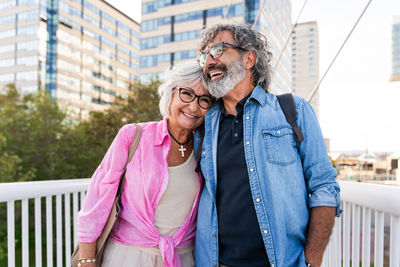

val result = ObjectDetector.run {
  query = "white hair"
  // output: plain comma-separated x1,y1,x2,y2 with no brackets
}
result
158,60,204,118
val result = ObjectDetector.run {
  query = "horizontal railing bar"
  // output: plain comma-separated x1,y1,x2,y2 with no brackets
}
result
339,181,400,216
0,179,90,202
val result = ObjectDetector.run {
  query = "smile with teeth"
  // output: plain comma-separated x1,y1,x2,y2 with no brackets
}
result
209,71,224,79
182,112,197,119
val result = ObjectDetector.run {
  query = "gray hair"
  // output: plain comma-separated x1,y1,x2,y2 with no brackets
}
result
198,23,272,91
158,61,204,118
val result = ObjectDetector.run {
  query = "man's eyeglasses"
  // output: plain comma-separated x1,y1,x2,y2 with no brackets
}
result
198,42,245,67
175,87,214,109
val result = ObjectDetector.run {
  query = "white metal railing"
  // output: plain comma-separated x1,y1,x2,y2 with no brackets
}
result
322,181,400,267
0,179,399,266
0,179,90,267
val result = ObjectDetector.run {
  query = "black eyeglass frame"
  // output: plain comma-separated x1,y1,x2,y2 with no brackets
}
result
198,41,246,67
174,87,215,109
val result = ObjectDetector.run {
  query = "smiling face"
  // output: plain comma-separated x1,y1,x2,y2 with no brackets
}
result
202,31,246,98
168,81,210,132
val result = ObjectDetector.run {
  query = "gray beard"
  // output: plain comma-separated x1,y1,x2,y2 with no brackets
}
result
204,59,246,98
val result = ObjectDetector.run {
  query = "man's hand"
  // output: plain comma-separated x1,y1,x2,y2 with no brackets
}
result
304,206,336,267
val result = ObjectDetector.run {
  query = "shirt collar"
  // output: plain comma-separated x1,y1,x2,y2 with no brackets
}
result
219,92,251,116
248,85,268,106
217,85,268,114
154,117,169,146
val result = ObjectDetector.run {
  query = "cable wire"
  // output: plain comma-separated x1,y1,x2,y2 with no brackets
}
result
307,0,373,102
223,0,233,19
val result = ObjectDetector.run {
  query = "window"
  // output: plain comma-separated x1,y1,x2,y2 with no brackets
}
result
0,58,15,67
0,73,14,82
17,40,38,51
0,28,16,38
16,70,38,81
17,55,38,66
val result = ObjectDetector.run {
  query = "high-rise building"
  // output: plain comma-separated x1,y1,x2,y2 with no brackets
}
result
390,15,400,82
0,0,140,119
140,0,292,94
291,21,319,117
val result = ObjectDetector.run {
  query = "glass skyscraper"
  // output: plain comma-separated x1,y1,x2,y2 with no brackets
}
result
0,0,140,120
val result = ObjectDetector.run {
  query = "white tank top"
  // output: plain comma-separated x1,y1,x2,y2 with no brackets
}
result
154,152,199,236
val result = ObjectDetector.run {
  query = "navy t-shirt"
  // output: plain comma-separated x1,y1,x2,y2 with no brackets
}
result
216,96,270,267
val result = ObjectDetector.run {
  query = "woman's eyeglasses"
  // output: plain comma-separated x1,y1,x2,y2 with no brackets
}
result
198,42,245,67
175,87,214,109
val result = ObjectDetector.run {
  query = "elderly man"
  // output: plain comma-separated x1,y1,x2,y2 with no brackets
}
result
194,23,341,267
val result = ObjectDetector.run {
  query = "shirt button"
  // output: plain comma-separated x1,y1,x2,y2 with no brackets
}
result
246,141,250,145
277,131,281,134
246,116,250,120
234,120,239,123
264,229,268,234
256,198,260,202
202,151,206,155
250,168,254,172
234,133,238,138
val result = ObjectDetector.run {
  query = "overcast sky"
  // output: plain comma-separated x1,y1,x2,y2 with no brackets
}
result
108,0,400,153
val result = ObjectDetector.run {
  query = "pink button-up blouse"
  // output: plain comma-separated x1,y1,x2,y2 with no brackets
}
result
77,119,202,267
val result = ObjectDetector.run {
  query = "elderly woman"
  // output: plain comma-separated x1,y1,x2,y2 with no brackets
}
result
77,61,214,267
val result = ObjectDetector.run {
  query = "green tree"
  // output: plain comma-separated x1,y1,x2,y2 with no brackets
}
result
54,79,163,179
0,84,65,181
0,80,162,181
0,135,31,182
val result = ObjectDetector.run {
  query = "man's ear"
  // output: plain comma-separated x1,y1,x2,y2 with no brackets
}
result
243,50,256,69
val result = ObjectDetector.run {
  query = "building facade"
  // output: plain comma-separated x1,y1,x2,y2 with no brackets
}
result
140,0,292,94
291,21,320,117
390,15,400,82
0,0,140,120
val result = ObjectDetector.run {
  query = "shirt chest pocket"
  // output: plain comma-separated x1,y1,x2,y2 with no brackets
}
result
261,126,298,166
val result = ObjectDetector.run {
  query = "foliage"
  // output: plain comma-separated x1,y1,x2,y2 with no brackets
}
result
329,156,340,176
0,135,35,182
0,80,162,263
0,80,162,181
54,79,162,178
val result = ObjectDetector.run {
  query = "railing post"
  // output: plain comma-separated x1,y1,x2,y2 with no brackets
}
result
73,192,79,247
352,204,361,266
46,196,53,267
22,199,29,267
374,211,384,267
362,207,371,267
56,194,63,267
7,201,15,267
390,215,400,267
35,197,42,267
65,193,71,267
335,215,342,266
343,202,351,267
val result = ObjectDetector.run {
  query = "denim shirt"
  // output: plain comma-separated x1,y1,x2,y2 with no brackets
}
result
194,86,341,267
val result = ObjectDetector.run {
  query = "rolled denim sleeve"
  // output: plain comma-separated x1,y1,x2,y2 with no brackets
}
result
295,97,342,217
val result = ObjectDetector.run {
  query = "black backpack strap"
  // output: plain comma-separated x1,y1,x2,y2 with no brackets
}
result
195,123,205,173
276,93,304,142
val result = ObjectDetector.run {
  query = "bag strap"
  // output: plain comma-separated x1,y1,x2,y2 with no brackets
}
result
195,123,205,173
276,93,304,142
116,124,142,197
